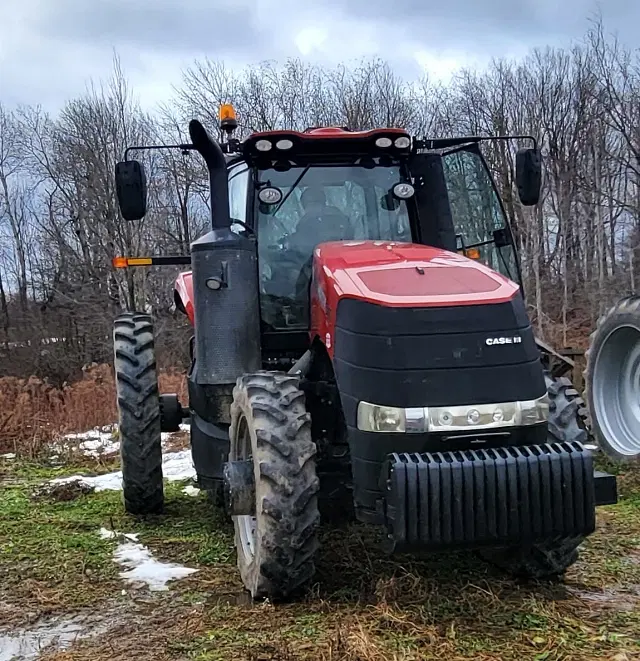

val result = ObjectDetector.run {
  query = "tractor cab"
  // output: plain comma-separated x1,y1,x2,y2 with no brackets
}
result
235,128,416,333
226,121,533,348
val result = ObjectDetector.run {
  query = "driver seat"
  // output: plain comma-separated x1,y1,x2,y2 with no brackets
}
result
293,187,353,248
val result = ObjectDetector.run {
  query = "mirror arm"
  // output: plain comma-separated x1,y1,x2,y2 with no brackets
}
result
123,144,196,161
415,134,538,151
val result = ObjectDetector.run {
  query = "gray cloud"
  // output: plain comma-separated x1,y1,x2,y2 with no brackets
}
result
1,0,638,112
32,0,276,56
327,0,636,52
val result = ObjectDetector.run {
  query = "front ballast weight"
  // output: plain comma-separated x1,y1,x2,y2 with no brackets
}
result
381,442,617,552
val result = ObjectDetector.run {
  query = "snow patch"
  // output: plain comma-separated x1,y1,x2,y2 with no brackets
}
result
54,422,191,457
182,485,201,497
78,436,120,457
161,450,196,481
48,449,196,492
114,541,197,590
98,527,138,542
0,453,15,460
49,472,122,492
99,527,197,591
53,425,118,457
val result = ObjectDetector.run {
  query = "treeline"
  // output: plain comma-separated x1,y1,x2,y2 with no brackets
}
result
1,17,639,383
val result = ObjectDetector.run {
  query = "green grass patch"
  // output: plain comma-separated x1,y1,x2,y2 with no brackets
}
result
4,456,121,482
0,458,234,620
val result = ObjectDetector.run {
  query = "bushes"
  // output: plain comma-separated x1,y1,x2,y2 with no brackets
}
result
0,363,187,456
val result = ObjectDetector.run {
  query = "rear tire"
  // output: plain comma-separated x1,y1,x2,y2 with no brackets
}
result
229,371,320,600
545,373,589,445
113,312,164,515
478,372,587,579
584,296,640,463
480,538,582,580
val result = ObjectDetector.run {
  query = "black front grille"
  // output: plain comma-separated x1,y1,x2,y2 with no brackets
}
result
382,442,596,549
334,294,547,420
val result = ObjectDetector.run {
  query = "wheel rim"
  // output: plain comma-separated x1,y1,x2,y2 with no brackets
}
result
593,323,640,457
234,415,257,560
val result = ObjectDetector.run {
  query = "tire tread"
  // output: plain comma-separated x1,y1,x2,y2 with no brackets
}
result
113,312,164,515
230,370,320,600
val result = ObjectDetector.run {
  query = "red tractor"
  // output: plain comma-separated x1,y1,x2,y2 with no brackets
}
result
112,105,618,600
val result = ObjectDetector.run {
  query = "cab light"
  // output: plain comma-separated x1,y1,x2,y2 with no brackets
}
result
375,137,393,148
393,183,415,199
258,187,283,204
465,248,481,260
112,256,153,268
255,139,272,152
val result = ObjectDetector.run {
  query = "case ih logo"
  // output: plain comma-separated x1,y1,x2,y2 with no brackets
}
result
486,336,522,346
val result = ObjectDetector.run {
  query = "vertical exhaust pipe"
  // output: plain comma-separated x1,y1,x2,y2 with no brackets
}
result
187,119,261,387
188,119,231,230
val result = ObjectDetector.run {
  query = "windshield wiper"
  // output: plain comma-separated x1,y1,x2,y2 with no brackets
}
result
270,166,310,216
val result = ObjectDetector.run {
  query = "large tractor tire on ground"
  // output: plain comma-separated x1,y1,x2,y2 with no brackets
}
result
584,296,640,463
113,312,164,515
478,373,587,579
229,371,320,600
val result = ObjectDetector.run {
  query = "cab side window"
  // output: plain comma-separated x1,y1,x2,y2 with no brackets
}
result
228,166,249,232
442,148,519,283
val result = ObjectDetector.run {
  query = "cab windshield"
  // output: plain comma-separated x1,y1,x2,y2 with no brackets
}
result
256,163,412,330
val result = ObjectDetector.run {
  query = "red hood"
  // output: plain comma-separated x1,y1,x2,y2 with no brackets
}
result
313,240,519,308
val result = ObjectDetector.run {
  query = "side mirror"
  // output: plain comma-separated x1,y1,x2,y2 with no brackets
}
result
515,148,542,206
115,160,147,220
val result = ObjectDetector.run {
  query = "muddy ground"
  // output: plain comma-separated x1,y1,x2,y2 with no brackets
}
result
1,429,639,661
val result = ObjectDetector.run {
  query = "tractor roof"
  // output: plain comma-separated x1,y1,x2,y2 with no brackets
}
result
240,126,412,167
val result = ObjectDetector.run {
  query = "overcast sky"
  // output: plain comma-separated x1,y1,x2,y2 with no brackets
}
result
0,0,635,113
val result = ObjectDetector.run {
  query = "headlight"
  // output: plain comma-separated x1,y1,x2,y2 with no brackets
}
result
394,136,411,149
357,403,409,433
356,394,549,433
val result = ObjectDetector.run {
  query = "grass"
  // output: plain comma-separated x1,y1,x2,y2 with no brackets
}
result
0,456,234,623
1,454,640,660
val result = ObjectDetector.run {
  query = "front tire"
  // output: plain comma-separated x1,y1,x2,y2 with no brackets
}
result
113,312,164,515
229,371,320,600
